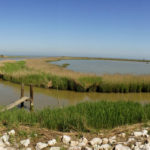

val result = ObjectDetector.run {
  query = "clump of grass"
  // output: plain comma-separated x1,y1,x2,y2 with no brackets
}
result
1,101,150,132
79,76,102,85
0,61,26,73
61,63,70,68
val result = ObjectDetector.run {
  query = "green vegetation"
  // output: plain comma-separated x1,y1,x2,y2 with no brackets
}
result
1,61,150,93
61,63,70,68
0,61,26,73
1,101,150,132
0,61,99,91
47,56,150,63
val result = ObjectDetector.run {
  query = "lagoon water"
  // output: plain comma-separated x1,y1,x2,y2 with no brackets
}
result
51,60,150,75
1,58,150,109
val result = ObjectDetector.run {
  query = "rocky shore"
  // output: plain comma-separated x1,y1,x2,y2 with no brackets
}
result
1,125,150,150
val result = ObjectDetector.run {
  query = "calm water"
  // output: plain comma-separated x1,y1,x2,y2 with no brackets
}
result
1,59,150,109
51,60,150,75
0,80,150,109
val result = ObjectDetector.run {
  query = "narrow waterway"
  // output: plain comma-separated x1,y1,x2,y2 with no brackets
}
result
0,80,150,109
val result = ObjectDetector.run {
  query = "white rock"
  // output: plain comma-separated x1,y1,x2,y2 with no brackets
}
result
139,144,144,149
118,133,126,138
134,146,140,150
49,147,60,150
25,148,32,150
122,142,128,146
83,147,92,150
70,141,79,147
93,145,101,150
127,137,135,143
0,147,9,150
143,129,148,135
68,146,81,150
131,144,134,149
110,136,116,140
99,144,112,150
36,142,48,150
135,142,142,146
1,133,10,145
79,137,88,144
78,137,88,147
0,139,6,147
62,135,71,145
90,138,102,146
143,130,149,137
109,136,116,144
20,139,30,147
78,142,86,147
102,138,109,144
48,139,57,146
115,144,131,150
8,130,15,136
143,143,150,150
133,131,143,137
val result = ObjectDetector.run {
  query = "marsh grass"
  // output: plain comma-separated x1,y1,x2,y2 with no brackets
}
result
61,63,70,68
1,60,150,93
1,101,150,132
0,61,26,73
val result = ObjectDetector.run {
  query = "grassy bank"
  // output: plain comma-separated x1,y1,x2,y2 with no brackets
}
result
1,60,150,92
1,101,150,132
46,56,150,63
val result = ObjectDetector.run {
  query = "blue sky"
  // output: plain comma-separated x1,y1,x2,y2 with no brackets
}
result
0,0,150,59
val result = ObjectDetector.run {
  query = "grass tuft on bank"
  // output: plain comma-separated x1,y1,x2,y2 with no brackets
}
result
1,101,150,132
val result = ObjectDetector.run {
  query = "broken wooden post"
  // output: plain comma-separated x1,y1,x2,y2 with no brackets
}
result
20,83,24,108
30,84,34,111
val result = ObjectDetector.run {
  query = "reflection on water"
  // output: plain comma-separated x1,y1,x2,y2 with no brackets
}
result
0,80,150,109
51,60,150,75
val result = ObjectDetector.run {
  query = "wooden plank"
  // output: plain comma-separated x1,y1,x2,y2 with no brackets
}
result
2,96,29,111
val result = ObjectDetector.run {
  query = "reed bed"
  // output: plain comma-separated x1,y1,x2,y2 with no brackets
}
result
1,60,150,93
0,101,150,131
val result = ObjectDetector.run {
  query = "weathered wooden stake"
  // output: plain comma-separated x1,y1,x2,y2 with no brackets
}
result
20,83,24,108
1,84,34,112
30,84,34,111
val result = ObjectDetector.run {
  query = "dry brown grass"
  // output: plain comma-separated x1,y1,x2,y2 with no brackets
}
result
25,57,150,84
102,74,150,84
1,57,150,92
0,60,16,67
26,57,95,80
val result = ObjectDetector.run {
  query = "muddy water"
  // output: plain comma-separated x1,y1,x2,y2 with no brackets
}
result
1,80,150,109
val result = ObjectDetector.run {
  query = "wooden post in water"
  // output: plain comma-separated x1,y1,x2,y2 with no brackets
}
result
30,84,34,111
20,83,24,108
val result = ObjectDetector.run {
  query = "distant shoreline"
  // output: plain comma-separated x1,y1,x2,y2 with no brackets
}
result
1,56,150,93
3,55,150,63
